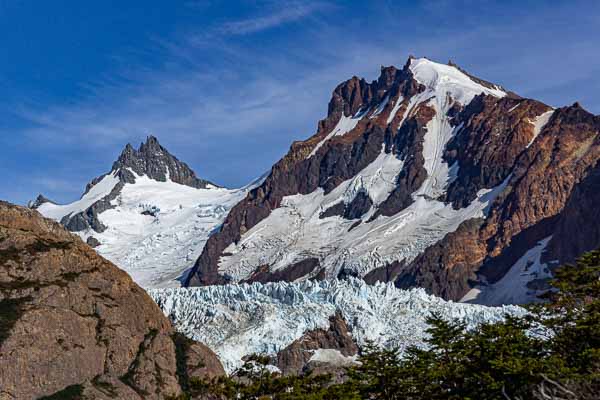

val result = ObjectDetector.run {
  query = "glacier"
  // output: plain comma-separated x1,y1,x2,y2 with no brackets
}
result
149,278,524,373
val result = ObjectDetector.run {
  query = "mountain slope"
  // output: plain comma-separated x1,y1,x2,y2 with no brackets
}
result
35,136,254,288
0,201,224,400
186,57,600,305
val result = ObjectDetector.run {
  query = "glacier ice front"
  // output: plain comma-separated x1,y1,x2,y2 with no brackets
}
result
149,278,523,372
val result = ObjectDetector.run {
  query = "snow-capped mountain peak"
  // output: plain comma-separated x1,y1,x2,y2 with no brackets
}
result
35,135,258,288
408,57,506,105
186,56,600,308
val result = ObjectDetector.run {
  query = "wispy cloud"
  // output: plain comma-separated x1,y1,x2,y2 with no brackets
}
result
5,0,600,206
218,2,326,35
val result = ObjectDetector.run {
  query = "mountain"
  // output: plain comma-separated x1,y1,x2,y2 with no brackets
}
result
0,201,224,399
35,136,255,288
185,57,600,305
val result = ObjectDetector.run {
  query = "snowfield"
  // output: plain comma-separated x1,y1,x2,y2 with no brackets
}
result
89,174,249,288
39,170,255,288
149,278,524,372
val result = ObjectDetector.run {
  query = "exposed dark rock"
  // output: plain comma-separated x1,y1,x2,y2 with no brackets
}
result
478,216,558,284
363,260,405,284
111,135,216,189
57,136,216,235
86,236,101,248
0,201,223,400
372,104,435,219
444,95,551,209
398,103,600,300
319,202,346,219
396,218,485,300
320,191,373,220
543,160,600,265
60,181,124,233
28,194,54,209
275,312,358,376
244,258,321,284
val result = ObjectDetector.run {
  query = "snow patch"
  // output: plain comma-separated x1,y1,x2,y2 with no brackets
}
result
309,349,358,366
409,58,506,105
371,94,390,118
39,169,253,289
89,174,248,288
528,110,554,148
386,95,405,124
38,172,120,221
217,162,510,282
462,237,553,305
309,112,365,158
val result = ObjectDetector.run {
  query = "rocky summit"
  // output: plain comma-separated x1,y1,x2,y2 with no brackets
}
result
185,57,600,305
0,201,224,400
32,136,217,234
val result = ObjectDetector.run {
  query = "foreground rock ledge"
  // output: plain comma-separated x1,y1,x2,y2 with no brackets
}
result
0,201,224,400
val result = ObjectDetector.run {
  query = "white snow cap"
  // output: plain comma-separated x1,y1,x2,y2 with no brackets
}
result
409,57,506,105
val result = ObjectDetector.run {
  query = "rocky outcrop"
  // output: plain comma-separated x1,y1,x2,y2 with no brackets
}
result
275,312,358,376
320,191,373,220
111,135,216,189
444,95,551,208
86,236,101,248
28,194,54,209
543,160,600,265
372,103,434,218
396,218,486,300
0,201,224,400
399,103,600,300
61,181,124,233
243,258,321,284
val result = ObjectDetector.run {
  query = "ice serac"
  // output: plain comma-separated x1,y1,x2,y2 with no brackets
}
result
186,57,600,304
0,201,224,400
150,278,523,373
36,136,252,289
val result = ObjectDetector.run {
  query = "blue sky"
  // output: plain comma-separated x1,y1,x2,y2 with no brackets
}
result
1,0,599,205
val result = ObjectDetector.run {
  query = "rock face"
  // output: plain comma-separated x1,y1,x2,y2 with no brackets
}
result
275,312,358,376
186,57,600,304
110,135,216,189
398,102,600,301
543,160,600,264
86,236,101,248
35,135,216,234
0,201,224,400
